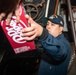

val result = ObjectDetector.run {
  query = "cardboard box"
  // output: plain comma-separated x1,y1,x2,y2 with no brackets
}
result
0,5,36,54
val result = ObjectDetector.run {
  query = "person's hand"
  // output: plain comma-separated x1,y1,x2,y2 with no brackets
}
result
6,6,20,25
21,14,43,41
0,6,20,25
0,13,5,21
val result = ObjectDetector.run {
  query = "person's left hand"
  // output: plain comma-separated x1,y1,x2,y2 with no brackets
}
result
0,6,20,25
0,13,6,21
21,14,43,41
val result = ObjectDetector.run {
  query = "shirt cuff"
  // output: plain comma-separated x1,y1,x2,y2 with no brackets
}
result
38,28,48,40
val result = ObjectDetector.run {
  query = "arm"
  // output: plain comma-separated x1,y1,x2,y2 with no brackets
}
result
21,14,68,61
39,32,68,60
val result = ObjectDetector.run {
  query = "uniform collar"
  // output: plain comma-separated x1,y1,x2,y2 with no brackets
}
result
56,34,64,39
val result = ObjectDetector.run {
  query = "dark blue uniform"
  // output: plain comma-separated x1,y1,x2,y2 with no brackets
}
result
38,28,71,75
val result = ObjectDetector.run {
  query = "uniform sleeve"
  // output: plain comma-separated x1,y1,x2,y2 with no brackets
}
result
38,28,68,61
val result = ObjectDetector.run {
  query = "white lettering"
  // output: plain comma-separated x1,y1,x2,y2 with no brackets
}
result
14,46,30,53
13,35,26,43
6,19,27,43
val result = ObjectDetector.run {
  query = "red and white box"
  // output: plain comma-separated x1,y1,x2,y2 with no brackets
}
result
0,5,36,54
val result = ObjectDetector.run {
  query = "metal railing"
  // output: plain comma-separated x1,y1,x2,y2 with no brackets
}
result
67,0,76,54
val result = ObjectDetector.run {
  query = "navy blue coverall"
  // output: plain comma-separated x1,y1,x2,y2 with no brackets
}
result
38,28,71,75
